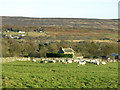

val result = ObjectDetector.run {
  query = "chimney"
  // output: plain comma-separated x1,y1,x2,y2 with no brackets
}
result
60,47,63,49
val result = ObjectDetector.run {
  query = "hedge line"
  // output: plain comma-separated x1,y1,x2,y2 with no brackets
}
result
46,53,73,58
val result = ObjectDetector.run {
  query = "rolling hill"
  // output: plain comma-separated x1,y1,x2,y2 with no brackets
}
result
2,16,118,41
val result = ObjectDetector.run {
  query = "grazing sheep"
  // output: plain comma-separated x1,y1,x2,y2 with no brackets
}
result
74,59,78,62
91,60,96,64
86,60,91,63
61,59,67,64
101,62,106,65
94,61,99,65
67,60,72,64
52,60,56,63
28,57,31,61
78,61,86,66
44,60,48,63
32,58,36,62
62,61,67,64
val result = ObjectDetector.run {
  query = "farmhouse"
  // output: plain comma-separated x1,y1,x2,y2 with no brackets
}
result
18,31,25,33
58,47,75,57
20,34,25,37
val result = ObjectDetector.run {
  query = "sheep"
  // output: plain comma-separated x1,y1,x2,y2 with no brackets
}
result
78,61,86,66
32,58,36,62
62,60,65,62
61,59,67,64
28,57,31,61
91,60,96,64
101,62,106,65
67,60,72,64
52,60,56,63
86,59,91,63
74,59,78,62
44,60,48,63
94,61,99,65
62,61,67,64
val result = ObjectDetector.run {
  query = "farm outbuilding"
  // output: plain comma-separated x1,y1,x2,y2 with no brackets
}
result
110,53,119,60
58,47,75,57
18,31,25,33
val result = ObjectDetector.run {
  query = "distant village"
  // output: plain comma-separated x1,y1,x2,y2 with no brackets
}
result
2,28,45,39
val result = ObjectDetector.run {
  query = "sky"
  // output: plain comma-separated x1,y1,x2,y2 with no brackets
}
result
0,0,119,19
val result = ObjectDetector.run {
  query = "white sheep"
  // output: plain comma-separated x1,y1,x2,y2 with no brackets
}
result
91,60,96,63
32,58,36,62
78,61,86,66
94,61,99,65
86,59,91,63
74,59,77,62
52,60,56,63
67,60,72,64
101,62,106,65
61,59,67,64
28,57,31,61
44,60,47,63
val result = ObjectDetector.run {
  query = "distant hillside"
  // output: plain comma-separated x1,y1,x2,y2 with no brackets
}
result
2,16,118,31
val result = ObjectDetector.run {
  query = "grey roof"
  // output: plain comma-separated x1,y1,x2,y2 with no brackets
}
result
62,48,74,53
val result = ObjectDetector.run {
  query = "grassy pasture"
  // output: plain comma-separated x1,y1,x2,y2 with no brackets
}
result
2,61,118,88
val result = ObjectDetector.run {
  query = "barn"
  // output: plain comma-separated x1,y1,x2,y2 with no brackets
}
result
110,53,119,60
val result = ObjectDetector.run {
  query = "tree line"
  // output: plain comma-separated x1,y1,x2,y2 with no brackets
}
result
2,38,118,58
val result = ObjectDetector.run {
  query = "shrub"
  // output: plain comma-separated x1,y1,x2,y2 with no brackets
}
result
46,53,73,58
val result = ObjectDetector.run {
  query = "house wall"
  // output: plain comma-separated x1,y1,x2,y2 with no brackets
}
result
64,52,74,55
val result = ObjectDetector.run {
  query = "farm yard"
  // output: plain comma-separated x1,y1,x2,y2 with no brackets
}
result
2,58,118,88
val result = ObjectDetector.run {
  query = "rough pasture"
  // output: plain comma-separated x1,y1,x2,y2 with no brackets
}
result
2,61,118,88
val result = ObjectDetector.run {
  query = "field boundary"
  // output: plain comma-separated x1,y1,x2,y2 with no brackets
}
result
1,57,119,63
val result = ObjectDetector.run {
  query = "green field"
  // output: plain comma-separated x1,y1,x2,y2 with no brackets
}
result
2,61,118,88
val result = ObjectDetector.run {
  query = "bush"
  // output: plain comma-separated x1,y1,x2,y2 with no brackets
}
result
46,53,73,58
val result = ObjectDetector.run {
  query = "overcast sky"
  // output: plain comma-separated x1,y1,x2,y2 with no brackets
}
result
0,0,119,19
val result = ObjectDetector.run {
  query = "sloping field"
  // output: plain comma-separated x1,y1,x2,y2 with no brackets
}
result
2,61,118,88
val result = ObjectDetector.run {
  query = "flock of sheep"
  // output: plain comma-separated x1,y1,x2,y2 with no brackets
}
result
31,58,106,66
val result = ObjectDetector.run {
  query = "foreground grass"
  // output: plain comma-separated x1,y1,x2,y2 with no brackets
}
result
2,61,118,88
